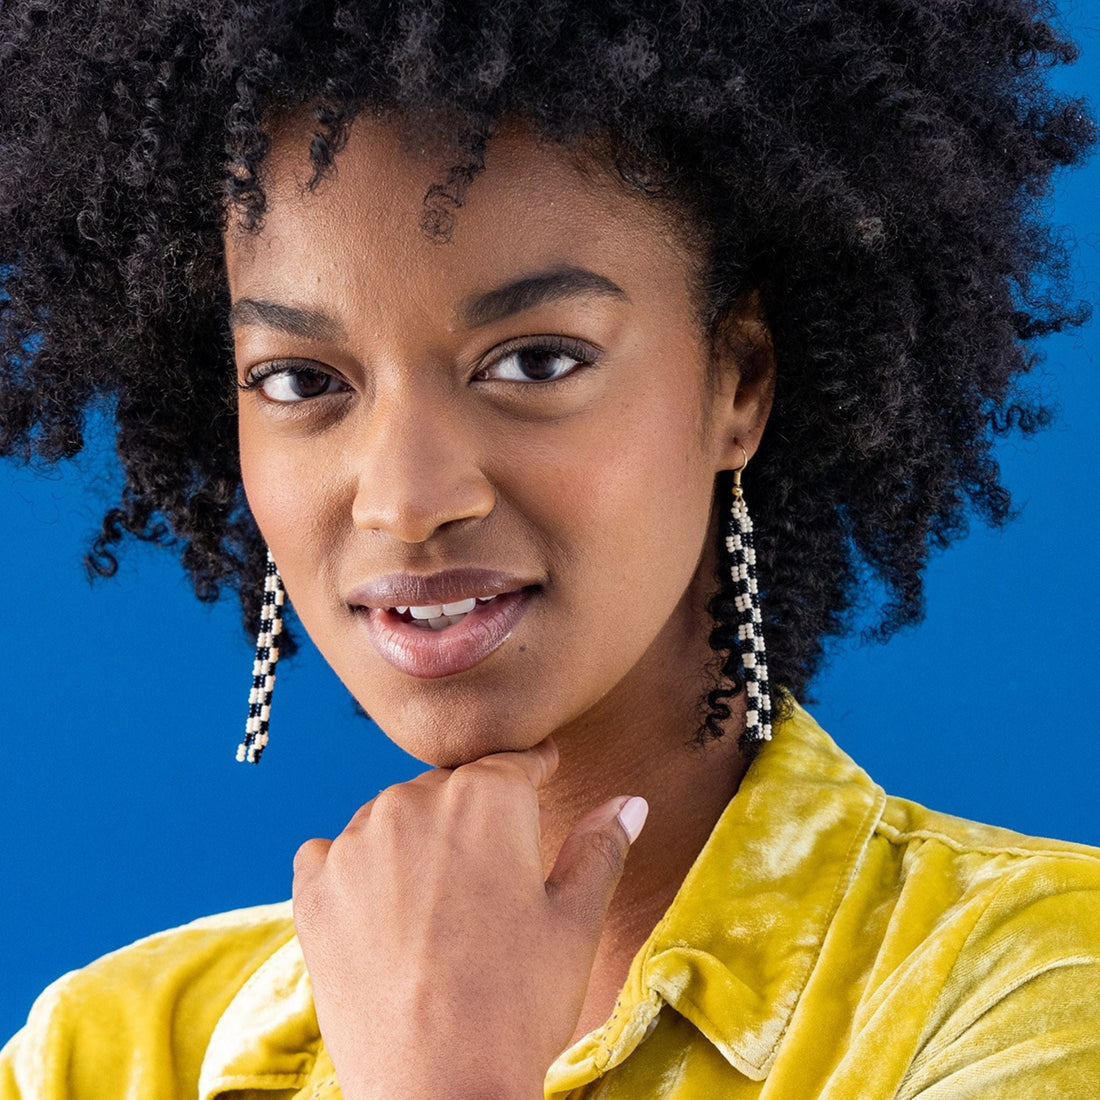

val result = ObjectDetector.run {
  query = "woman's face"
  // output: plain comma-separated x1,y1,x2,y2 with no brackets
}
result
226,115,771,767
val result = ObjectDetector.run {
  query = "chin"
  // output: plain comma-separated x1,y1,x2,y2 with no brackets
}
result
367,699,549,769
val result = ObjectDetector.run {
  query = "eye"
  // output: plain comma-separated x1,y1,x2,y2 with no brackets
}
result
241,362,348,403
474,338,593,384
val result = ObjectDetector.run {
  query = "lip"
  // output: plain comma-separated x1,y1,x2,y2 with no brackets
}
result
347,568,539,610
348,569,540,679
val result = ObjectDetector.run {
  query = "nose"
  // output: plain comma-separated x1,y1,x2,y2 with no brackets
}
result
350,391,496,544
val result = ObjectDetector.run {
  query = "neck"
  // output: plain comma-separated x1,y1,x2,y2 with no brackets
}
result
537,591,749,1047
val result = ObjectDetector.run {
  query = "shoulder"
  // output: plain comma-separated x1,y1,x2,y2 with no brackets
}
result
0,902,296,1100
870,797,1100,1096
877,792,1100,937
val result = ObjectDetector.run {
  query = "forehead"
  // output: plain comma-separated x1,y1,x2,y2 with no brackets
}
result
222,113,702,312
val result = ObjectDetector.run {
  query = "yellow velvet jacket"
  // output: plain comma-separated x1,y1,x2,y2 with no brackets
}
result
4,705,1100,1098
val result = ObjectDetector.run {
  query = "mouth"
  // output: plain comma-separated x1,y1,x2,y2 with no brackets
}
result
383,594,503,631
348,570,541,679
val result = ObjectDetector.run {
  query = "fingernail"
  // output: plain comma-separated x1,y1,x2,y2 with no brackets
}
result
616,796,649,844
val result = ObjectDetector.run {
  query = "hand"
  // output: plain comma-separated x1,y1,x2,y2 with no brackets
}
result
291,739,648,1100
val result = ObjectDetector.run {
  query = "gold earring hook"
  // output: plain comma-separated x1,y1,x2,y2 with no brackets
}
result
732,443,749,501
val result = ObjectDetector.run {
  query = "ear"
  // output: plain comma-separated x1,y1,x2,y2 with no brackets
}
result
708,288,775,471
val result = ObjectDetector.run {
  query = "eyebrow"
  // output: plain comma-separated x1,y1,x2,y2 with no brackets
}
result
458,266,628,328
228,299,347,342
228,265,627,340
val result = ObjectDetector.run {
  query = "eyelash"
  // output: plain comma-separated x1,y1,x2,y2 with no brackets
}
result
473,335,596,385
238,360,344,399
239,336,598,404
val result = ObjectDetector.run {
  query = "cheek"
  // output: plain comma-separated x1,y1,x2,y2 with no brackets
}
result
535,382,716,622
238,414,345,594
239,415,291,541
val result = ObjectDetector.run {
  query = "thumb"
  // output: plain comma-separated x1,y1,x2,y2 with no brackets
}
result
546,796,649,934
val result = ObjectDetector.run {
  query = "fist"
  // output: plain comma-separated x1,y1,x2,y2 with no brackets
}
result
292,739,647,1100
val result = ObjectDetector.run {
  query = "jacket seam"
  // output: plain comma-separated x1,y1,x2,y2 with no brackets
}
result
876,821,1100,863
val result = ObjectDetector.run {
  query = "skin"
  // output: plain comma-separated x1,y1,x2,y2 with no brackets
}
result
226,113,774,1099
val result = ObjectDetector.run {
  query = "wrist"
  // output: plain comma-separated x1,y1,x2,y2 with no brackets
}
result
335,1057,546,1100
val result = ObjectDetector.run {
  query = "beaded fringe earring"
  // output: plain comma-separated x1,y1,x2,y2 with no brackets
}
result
725,448,773,745
237,550,285,764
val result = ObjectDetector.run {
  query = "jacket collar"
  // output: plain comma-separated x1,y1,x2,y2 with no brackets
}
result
199,929,319,1099
547,704,885,1092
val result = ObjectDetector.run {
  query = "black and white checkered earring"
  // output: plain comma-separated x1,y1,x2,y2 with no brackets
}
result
725,447,772,745
237,550,285,764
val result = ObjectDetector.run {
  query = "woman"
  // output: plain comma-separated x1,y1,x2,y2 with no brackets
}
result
2,0,1098,1097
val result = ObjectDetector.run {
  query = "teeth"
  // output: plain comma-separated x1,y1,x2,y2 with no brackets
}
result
406,610,475,631
442,598,477,616
392,594,504,620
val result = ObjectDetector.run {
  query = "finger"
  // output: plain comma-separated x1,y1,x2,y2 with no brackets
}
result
545,796,648,935
340,795,379,833
343,767,452,832
292,836,332,884
466,736,560,792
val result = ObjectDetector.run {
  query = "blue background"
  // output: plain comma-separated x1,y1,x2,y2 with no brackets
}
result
2,6,1098,1045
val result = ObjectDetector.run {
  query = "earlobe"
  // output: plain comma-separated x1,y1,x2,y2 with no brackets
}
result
711,288,776,467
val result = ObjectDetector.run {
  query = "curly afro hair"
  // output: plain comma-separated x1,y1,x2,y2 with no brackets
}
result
0,0,1094,753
